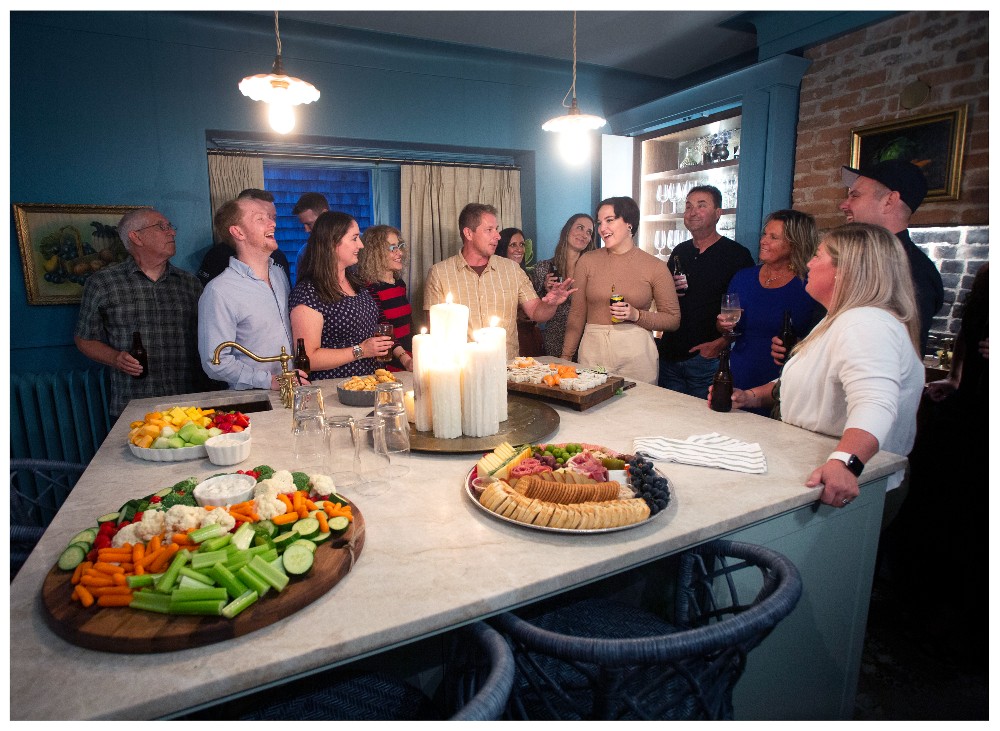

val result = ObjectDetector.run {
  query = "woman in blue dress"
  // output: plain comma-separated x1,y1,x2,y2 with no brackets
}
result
718,210,820,415
290,212,393,380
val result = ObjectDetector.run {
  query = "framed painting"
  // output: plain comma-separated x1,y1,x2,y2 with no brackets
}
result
13,203,143,305
849,105,968,203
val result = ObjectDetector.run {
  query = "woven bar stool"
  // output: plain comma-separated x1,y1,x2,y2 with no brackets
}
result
10,458,86,579
491,539,803,720
183,621,515,720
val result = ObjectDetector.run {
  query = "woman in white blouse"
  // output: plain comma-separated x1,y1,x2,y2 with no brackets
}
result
721,223,924,508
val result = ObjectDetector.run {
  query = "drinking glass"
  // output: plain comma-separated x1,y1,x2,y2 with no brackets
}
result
292,385,327,473
375,322,394,364
326,415,359,489
654,230,667,258
375,382,410,478
720,293,743,339
352,416,390,497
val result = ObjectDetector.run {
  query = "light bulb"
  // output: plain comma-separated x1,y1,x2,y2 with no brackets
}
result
268,102,295,134
557,129,590,166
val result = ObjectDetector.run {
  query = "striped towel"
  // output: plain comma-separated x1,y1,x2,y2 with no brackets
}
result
633,432,767,474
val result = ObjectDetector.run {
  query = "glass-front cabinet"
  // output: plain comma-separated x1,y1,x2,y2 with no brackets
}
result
636,110,741,260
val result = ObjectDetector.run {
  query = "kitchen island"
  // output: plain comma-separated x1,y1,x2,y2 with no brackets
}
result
9,373,903,720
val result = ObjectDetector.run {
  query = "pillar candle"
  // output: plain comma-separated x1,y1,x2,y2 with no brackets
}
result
430,294,470,349
429,348,463,439
411,329,434,432
462,341,500,437
404,390,415,423
473,317,509,423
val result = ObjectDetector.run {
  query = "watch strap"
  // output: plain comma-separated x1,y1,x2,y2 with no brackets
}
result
829,450,864,477
352,344,364,360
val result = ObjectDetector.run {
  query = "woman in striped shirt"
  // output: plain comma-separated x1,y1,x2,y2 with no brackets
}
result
358,225,414,371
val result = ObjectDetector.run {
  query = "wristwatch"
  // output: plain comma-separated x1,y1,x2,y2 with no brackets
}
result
829,451,864,477
352,344,364,360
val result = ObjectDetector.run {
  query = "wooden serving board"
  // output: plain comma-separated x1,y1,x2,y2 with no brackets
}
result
40,506,366,654
507,375,627,411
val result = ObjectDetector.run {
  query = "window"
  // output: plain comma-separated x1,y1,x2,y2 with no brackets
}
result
264,165,373,284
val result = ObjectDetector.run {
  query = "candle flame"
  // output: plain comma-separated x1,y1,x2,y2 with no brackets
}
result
446,292,453,305
421,327,427,334
490,316,499,328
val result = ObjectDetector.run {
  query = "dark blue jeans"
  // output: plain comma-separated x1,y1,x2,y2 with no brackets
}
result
658,355,719,399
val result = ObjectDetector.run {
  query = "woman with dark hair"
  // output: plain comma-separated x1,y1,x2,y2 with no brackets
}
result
357,224,414,372
497,227,544,357
532,213,596,358
711,209,821,415
722,223,924,508
289,211,392,380
561,196,680,383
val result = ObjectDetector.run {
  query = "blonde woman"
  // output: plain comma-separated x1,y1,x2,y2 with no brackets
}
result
561,197,680,383
722,223,924,508
358,225,413,371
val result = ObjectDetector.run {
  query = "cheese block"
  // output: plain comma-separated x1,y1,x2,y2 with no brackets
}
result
477,443,533,482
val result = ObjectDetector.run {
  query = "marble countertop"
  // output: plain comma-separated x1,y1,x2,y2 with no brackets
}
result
9,372,907,720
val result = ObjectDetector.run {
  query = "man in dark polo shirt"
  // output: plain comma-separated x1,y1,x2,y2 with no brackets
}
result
659,185,754,397
840,159,944,353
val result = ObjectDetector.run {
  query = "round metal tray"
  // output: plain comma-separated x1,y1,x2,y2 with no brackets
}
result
408,395,560,454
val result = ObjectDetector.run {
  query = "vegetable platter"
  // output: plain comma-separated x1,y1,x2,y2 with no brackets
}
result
40,465,365,654
465,442,671,534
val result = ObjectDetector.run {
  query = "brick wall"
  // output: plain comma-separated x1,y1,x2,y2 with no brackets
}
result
792,11,988,350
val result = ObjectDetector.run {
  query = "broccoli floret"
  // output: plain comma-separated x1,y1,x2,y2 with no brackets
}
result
292,472,311,491
253,465,275,482
161,490,198,509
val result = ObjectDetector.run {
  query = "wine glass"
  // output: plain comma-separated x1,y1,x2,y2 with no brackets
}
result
655,184,666,215
720,293,742,339
654,230,667,258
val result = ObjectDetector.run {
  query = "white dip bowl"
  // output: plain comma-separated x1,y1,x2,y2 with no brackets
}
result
204,430,252,467
194,472,257,507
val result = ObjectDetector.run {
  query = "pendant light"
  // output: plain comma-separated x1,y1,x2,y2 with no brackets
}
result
542,11,606,163
239,11,320,134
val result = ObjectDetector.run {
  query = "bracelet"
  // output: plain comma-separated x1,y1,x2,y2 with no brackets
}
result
748,387,756,404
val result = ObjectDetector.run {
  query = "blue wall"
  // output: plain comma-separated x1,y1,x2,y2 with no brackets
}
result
10,11,675,372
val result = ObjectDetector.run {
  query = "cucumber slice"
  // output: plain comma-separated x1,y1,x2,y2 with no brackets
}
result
328,516,350,538
70,528,97,545
289,538,318,554
281,544,314,576
153,487,173,498
96,512,119,523
254,520,277,538
310,530,332,544
293,517,320,540
272,531,299,548
325,493,350,508
58,545,87,571
70,541,94,555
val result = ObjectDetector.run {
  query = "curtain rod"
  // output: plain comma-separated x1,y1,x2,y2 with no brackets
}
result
207,147,519,170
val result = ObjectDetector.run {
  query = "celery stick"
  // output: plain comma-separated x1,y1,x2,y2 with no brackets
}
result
224,552,250,573
206,564,248,599
237,565,270,597
199,533,232,553
154,549,190,593
249,555,290,592
179,566,216,585
169,599,225,616
130,590,173,614
178,574,214,590
190,549,229,570
189,522,227,544
126,573,157,589
170,587,228,604
222,590,259,619
231,522,255,551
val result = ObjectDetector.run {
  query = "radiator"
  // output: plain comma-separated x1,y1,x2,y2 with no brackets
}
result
10,369,112,464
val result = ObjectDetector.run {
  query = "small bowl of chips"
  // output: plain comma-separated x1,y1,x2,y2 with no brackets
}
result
337,369,398,406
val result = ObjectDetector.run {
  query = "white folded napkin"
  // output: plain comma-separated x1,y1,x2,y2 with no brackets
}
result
633,432,767,474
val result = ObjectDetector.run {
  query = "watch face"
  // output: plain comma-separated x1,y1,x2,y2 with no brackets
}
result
846,455,864,477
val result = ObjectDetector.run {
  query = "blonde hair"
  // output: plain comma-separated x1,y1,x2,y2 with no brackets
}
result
358,225,404,285
794,223,920,358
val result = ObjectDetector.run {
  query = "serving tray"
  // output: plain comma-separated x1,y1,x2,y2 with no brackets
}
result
507,375,630,411
40,503,365,654
408,395,559,454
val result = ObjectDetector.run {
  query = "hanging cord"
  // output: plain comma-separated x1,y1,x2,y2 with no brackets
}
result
560,11,579,110
274,11,282,57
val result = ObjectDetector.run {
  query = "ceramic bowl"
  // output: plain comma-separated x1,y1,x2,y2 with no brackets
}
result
193,472,257,507
204,430,252,466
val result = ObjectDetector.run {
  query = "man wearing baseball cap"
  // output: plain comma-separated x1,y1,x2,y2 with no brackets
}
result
840,159,944,353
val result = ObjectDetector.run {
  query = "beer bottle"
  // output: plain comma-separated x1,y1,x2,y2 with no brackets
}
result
778,310,797,364
293,338,311,377
709,344,733,412
610,284,625,323
672,256,688,295
129,331,148,380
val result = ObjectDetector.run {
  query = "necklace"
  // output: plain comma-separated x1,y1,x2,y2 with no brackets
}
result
760,265,790,288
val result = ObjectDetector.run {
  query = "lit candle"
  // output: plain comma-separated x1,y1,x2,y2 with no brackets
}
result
430,348,463,439
411,328,434,432
404,389,416,423
473,316,509,423
430,293,470,349
462,341,500,437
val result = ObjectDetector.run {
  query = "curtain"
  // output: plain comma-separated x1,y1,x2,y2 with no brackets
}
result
207,154,265,219
401,165,521,331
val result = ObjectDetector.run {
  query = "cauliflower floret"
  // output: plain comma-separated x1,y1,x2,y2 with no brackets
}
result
254,486,287,521
309,474,336,497
111,509,168,547
111,523,143,548
200,509,236,533
255,477,296,497
164,504,208,536
270,470,295,491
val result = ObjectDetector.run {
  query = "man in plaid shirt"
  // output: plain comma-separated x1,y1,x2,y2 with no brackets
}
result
75,207,203,421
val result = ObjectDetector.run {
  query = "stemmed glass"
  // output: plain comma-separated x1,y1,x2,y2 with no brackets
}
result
719,293,742,340
673,181,689,214
656,184,667,215
654,230,667,258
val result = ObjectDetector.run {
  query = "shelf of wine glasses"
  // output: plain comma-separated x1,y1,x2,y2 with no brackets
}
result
641,209,736,221
642,159,739,181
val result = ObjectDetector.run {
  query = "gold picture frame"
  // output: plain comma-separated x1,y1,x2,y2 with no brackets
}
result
13,203,144,305
849,105,967,203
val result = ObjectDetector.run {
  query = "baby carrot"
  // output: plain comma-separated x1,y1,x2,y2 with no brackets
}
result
305,498,319,511
230,512,257,524
148,534,162,553
91,586,133,597
141,547,166,569
277,494,294,513
112,573,128,586
75,584,95,608
71,561,89,585
148,543,180,574
172,533,193,546
80,574,114,588
97,594,134,607
315,511,329,533
271,512,300,526
93,562,126,575
132,543,145,571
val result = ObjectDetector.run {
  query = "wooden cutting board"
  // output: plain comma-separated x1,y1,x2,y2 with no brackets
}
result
507,375,628,411
40,507,366,654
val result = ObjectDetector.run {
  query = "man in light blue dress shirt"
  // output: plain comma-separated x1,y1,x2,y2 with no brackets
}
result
198,197,308,390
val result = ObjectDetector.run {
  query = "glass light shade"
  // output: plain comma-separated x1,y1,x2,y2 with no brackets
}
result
239,73,320,106
542,100,606,133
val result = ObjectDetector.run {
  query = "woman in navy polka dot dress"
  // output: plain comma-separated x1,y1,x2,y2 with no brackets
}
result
290,212,393,380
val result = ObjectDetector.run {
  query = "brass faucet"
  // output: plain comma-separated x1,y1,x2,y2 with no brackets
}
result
211,341,298,409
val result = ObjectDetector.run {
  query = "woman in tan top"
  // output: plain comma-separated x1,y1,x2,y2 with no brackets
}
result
561,196,680,383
